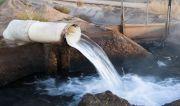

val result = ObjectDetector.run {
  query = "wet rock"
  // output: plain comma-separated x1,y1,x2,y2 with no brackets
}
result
163,99,180,106
0,43,46,86
78,91,131,106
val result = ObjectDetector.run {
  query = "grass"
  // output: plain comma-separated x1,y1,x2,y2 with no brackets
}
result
0,0,5,5
54,6,71,14
15,7,48,22
149,0,180,19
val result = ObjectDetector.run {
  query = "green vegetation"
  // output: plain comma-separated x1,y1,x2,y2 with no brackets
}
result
0,0,5,5
54,6,71,14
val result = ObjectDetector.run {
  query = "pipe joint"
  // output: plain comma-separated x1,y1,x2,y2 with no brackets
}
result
3,20,82,45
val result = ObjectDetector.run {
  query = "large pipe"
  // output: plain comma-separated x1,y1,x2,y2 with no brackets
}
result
119,0,125,34
3,20,81,45
2,20,82,81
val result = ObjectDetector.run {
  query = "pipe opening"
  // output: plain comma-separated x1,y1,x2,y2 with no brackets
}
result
3,20,82,46
65,24,81,47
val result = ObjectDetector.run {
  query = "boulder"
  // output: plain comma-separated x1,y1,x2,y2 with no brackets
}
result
78,91,131,106
0,42,46,86
163,100,180,106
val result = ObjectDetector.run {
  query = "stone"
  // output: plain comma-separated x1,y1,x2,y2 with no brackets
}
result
78,91,131,106
163,99,180,106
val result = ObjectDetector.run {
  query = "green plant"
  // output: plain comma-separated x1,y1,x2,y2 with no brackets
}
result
0,0,5,5
54,6,71,14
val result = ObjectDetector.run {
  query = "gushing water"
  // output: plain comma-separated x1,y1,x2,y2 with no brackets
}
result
35,33,180,106
36,75,180,106
68,35,122,91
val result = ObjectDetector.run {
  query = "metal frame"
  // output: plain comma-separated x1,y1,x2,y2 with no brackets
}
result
120,0,125,34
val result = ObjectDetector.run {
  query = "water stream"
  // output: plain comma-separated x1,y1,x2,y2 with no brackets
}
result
0,34,179,106
68,35,122,91
55,34,180,106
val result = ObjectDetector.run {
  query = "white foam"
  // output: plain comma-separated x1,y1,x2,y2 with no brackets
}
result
60,34,180,106
36,75,180,106
157,60,167,67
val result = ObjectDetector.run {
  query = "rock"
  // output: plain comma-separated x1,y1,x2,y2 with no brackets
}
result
0,43,46,86
163,99,180,106
78,91,131,106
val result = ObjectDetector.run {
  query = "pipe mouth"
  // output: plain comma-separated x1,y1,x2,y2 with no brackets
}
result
65,24,81,46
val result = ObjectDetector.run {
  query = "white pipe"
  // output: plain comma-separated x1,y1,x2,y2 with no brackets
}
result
3,20,81,45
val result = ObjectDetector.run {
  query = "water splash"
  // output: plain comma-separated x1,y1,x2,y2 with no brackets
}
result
67,35,122,91
63,33,180,105
36,75,180,106
157,60,167,67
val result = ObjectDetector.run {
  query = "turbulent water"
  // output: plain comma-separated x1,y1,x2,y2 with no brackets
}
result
36,35,180,106
37,75,180,106
69,35,122,90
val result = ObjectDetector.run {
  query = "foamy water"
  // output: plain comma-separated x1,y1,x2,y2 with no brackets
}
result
36,75,180,106
35,35,180,106
68,35,122,90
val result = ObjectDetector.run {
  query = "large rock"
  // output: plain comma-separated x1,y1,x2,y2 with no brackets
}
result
0,42,46,86
78,91,131,106
163,99,180,106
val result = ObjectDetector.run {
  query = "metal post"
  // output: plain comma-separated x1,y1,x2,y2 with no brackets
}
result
119,0,125,34
162,0,172,45
166,0,172,36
